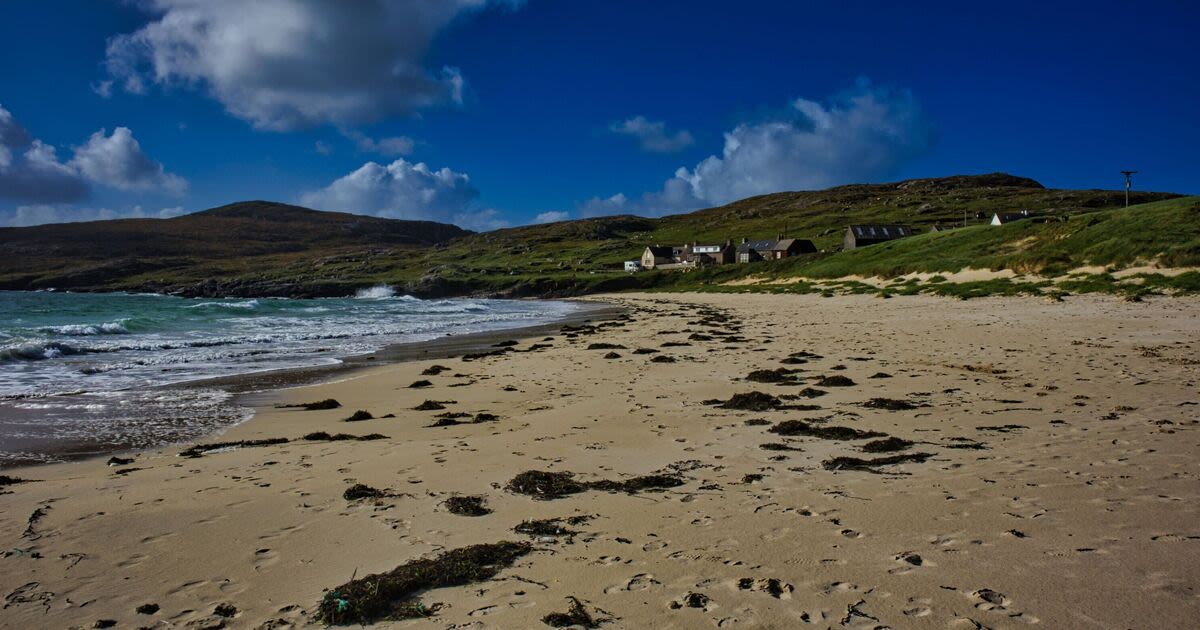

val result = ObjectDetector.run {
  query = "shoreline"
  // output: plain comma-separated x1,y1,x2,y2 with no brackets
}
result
1,292,1196,629
0,298,621,470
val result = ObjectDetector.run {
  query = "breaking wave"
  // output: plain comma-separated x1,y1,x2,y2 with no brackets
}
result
0,341,88,362
38,320,131,336
188,299,260,310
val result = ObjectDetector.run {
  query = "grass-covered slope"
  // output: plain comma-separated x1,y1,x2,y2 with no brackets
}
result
0,201,469,295
0,174,1189,297
796,196,1200,278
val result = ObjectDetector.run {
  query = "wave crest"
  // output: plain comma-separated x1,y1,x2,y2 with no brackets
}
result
354,285,398,299
1,341,84,362
188,300,260,310
38,320,131,336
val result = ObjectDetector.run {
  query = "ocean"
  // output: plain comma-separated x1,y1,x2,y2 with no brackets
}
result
0,288,581,467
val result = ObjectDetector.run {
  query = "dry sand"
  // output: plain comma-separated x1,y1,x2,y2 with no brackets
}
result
1,292,1198,629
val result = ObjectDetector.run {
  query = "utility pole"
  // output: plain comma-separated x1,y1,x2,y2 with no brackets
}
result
1121,170,1137,207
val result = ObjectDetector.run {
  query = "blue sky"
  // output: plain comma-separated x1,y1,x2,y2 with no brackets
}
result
0,0,1196,229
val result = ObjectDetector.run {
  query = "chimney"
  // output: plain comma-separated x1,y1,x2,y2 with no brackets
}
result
777,233,784,241
741,237,748,244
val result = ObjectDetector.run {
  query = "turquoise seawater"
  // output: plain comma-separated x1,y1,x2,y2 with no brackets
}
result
0,288,578,465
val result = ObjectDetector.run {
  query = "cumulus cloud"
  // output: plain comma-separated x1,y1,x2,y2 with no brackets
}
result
610,116,695,153
577,193,629,218
0,105,185,203
343,130,415,156
533,210,571,224
587,82,934,217
300,158,508,231
105,0,519,130
0,106,88,203
69,127,187,194
2,204,186,227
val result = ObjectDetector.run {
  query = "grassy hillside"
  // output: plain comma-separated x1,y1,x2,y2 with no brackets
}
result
634,196,1200,299
352,173,1182,296
0,201,469,295
0,174,1189,298
796,196,1200,278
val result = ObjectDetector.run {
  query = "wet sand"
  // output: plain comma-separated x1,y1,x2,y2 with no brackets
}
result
0,301,618,469
1,292,1197,629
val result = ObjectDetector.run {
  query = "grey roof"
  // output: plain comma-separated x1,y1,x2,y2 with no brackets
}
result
737,239,777,253
645,246,674,257
847,225,914,240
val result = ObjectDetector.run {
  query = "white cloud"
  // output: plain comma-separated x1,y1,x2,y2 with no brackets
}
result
0,105,89,203
577,193,629,218
300,158,508,231
533,210,571,224
1,105,185,203
69,127,187,194
588,82,935,217
92,80,114,99
314,140,332,156
610,116,694,153
343,130,415,156
105,0,520,131
2,204,187,227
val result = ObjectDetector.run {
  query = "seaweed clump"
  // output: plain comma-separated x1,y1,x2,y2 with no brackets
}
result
444,495,491,516
277,398,341,410
507,471,684,500
514,515,592,542
862,398,918,410
179,438,288,458
589,474,684,494
768,420,884,440
861,437,914,452
815,375,856,387
413,400,455,411
746,368,802,384
506,471,588,500
586,343,626,350
421,364,451,376
343,484,390,501
303,432,386,442
823,452,934,472
316,542,532,624
714,391,782,411
759,442,803,451
542,597,603,628
343,410,374,422
0,475,31,487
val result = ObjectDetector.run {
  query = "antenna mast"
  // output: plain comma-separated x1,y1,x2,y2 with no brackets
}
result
1120,170,1137,207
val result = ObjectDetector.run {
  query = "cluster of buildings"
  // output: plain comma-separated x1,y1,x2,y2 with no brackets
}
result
626,211,1040,272
631,235,817,271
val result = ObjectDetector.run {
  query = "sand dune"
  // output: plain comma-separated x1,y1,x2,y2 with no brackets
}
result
1,292,1198,629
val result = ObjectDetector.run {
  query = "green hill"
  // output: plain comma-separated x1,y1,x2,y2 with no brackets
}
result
0,201,469,295
0,174,1191,298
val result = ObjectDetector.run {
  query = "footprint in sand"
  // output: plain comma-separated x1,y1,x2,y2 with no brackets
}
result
117,553,148,568
140,531,180,545
253,548,279,571
888,551,927,575
166,579,207,595
605,573,663,594
736,577,793,599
